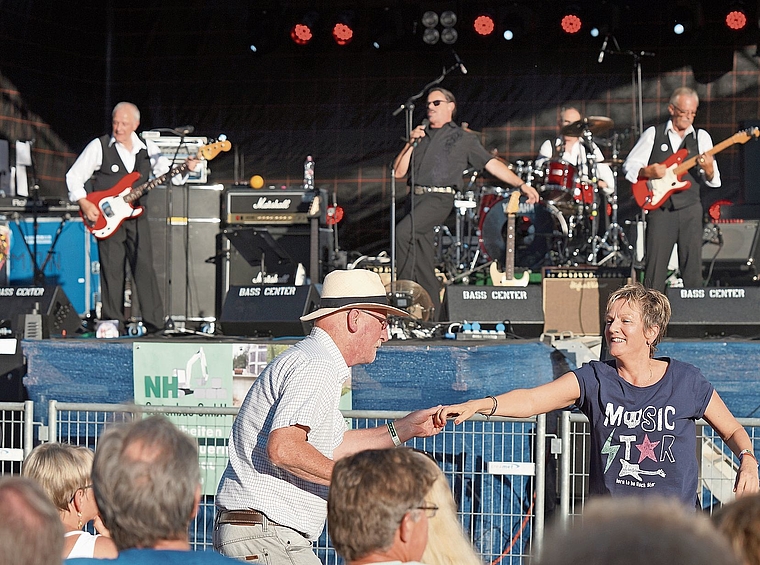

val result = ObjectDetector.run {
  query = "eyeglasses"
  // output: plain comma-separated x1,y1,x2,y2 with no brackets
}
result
359,309,388,330
416,503,439,518
69,484,93,504
426,99,449,108
671,103,697,117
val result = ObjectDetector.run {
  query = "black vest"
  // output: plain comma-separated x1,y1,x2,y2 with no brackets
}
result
648,124,702,210
89,135,152,205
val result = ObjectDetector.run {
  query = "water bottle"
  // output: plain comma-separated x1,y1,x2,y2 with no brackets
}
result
303,155,314,191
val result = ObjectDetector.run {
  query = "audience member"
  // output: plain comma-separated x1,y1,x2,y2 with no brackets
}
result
328,448,439,565
67,415,238,565
416,452,482,565
215,269,443,565
713,493,760,565
0,476,64,565
23,442,117,559
534,496,739,565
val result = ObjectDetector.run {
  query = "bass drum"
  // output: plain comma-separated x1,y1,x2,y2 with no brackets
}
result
479,198,567,269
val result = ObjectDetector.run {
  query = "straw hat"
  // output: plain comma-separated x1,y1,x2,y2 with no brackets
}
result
300,269,409,322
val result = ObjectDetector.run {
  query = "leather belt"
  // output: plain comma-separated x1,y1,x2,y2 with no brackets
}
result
216,509,280,527
414,186,455,195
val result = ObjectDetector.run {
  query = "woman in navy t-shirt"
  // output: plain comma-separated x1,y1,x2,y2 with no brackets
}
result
435,283,759,506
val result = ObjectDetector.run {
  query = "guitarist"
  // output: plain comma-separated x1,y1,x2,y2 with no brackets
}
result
66,102,198,334
622,87,720,292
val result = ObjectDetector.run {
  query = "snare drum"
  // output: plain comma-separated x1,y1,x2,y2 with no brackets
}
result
573,181,595,205
477,186,505,232
540,160,576,204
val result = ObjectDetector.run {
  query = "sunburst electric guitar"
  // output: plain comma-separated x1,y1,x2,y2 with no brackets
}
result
490,190,530,287
82,140,232,239
632,127,759,210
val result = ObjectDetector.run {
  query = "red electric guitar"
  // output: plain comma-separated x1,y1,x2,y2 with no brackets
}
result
81,140,231,239
489,190,530,287
632,127,759,211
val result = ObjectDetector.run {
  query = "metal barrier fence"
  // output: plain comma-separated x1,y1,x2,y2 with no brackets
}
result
0,400,755,564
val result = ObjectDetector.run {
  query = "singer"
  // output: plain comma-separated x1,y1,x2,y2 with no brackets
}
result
393,87,539,320
66,101,199,334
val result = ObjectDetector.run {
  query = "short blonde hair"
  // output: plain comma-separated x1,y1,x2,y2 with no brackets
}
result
606,282,671,355
22,443,93,511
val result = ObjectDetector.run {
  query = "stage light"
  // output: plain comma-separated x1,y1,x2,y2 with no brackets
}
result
673,22,685,34
504,29,514,40
560,11,583,34
422,10,438,28
590,27,600,37
440,10,457,27
725,8,748,30
423,27,440,45
441,27,458,44
331,11,356,46
473,14,495,37
290,11,319,46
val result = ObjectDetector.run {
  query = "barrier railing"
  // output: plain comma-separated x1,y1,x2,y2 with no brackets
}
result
1,401,755,564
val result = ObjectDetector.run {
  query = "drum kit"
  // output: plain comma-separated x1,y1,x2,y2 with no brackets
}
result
439,116,633,282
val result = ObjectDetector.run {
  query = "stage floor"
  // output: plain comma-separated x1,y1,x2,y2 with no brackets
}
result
19,335,760,420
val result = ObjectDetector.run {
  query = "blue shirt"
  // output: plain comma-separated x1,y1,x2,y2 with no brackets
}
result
574,358,713,506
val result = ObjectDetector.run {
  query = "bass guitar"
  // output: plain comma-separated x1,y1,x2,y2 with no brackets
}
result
632,127,759,210
82,140,231,239
490,190,530,287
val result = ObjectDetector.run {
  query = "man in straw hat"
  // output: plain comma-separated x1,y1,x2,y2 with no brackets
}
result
214,269,444,565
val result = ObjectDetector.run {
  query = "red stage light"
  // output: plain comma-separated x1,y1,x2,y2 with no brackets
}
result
332,22,354,45
725,9,748,31
290,23,313,45
560,14,582,34
473,14,495,36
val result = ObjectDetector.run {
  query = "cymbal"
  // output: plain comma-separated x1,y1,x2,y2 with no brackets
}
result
600,157,625,165
560,116,614,137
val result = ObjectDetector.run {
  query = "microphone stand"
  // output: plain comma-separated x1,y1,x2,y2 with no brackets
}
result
389,62,461,303
603,35,654,139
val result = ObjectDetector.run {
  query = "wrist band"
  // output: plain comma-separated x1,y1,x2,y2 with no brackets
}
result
387,421,402,447
739,448,757,464
485,395,498,420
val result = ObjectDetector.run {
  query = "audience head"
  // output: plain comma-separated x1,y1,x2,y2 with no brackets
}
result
606,282,671,354
0,476,64,565
23,442,94,514
416,452,482,565
91,415,201,550
328,447,439,564
713,494,760,565
535,496,739,565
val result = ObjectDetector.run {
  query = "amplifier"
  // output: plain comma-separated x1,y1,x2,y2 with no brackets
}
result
224,188,325,225
667,287,760,337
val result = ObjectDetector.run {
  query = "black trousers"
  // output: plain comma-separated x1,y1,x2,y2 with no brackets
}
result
395,192,453,320
97,213,164,330
644,202,703,292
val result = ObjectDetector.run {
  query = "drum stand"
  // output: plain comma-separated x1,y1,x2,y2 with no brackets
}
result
590,183,633,267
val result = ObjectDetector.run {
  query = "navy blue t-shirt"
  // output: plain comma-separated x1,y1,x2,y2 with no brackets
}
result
573,358,713,506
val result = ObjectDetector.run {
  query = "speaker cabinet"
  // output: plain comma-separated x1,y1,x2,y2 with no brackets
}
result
667,287,760,337
148,184,223,321
0,285,82,337
220,284,319,337
542,267,631,336
442,285,543,337
702,221,760,276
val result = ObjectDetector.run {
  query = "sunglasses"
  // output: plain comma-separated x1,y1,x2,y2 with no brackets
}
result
426,100,449,107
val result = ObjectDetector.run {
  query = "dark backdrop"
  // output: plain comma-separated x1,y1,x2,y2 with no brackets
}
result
1,0,758,257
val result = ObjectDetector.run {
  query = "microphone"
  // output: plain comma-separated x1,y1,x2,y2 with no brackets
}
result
453,51,468,75
173,125,195,135
412,119,430,147
598,35,609,63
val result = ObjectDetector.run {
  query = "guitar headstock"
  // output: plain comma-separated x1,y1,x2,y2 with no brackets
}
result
734,127,760,145
506,190,521,215
198,140,232,161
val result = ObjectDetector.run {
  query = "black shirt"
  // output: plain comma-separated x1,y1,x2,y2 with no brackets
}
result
410,122,493,188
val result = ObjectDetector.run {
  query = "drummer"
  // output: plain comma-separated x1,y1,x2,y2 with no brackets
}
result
536,106,615,197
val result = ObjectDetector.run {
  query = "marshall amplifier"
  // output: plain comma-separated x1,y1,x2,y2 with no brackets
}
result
224,188,327,225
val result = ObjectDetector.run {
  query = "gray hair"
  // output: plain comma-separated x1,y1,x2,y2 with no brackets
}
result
0,477,64,565
113,101,140,122
92,415,200,550
670,87,699,107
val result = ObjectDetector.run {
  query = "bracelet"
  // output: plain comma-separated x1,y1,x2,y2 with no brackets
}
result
387,421,402,447
485,396,498,420
739,448,757,465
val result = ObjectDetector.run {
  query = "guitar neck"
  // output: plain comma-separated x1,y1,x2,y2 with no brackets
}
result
674,136,735,176
124,162,190,204
505,215,515,279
